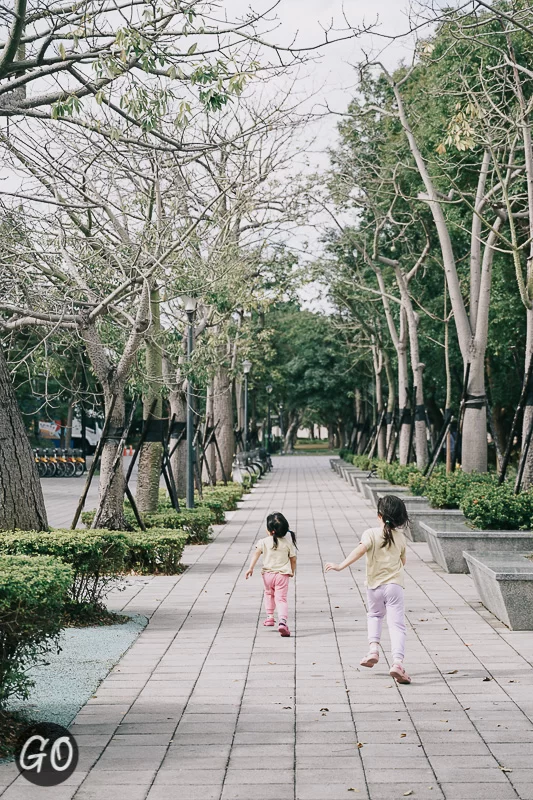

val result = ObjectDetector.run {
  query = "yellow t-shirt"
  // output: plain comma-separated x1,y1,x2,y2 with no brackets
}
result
360,526,406,589
256,536,296,575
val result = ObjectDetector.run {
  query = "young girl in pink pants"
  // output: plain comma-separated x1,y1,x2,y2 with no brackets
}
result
325,495,411,684
246,512,297,637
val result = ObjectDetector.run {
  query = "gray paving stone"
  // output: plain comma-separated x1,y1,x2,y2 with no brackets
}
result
438,784,518,799
32,456,533,800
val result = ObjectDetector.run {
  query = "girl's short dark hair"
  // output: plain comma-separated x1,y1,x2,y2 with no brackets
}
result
266,512,297,550
377,495,409,549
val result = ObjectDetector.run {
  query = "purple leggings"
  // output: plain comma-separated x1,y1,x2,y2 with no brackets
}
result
367,583,406,662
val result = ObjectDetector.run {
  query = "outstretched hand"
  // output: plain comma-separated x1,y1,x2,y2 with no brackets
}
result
245,569,254,580
325,562,341,573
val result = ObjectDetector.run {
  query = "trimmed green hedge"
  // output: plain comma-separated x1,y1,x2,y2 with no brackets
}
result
376,462,420,486
0,530,128,608
418,470,498,509
143,508,214,543
0,555,72,705
125,529,189,573
156,483,245,525
82,505,214,544
460,484,533,530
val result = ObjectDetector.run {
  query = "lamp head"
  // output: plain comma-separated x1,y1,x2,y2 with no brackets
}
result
242,359,252,375
266,384,273,395
179,294,197,313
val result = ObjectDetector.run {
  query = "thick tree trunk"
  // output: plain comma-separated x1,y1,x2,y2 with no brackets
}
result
169,385,187,498
137,289,163,513
521,309,533,488
94,389,127,530
213,365,234,481
0,345,48,531
462,354,488,473
284,413,299,452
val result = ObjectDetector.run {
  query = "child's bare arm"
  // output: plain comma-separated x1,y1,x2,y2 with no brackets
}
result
246,549,261,579
401,552,407,566
289,556,297,577
325,542,367,573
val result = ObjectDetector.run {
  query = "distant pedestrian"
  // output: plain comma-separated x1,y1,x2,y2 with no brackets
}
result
325,495,411,684
246,512,297,638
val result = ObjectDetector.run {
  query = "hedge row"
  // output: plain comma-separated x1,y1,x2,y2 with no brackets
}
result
340,450,533,530
82,505,214,544
0,528,190,611
0,555,73,705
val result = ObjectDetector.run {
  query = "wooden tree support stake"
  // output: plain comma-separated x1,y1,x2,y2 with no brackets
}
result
70,393,117,529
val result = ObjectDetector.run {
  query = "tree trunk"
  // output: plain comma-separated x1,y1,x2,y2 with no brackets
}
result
169,385,187,498
204,382,216,485
0,345,48,531
284,413,299,452
398,337,410,466
64,400,74,450
213,365,234,481
374,353,386,460
521,309,533,488
94,389,127,530
461,353,488,473
136,289,163,513
235,378,244,446
384,353,396,462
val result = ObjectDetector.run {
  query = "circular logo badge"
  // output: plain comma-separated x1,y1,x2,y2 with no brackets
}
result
15,722,78,786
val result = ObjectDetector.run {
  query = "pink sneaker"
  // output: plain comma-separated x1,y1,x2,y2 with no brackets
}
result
263,618,276,627
390,663,411,684
360,651,379,668
279,621,291,637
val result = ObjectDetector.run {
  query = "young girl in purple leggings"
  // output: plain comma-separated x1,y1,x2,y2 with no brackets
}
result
325,495,411,684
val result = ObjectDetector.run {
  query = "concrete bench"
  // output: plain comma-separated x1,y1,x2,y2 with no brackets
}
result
421,521,533,573
463,551,533,630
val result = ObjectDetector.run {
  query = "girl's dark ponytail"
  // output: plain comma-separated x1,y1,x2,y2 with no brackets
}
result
267,512,297,550
377,495,409,549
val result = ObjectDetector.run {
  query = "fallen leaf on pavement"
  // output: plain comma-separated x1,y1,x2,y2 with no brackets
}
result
499,766,512,773
447,670,458,674
403,792,414,797
357,742,364,748
483,677,492,682
400,733,407,738
320,707,329,711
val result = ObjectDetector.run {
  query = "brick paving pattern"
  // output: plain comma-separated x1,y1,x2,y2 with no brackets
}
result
1,455,533,799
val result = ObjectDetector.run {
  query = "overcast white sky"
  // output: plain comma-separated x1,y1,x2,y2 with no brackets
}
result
227,0,430,306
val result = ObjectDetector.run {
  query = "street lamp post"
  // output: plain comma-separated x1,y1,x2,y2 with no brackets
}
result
266,384,273,453
180,295,197,509
242,359,252,453
279,403,284,454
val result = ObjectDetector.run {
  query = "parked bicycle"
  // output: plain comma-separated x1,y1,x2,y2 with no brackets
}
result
34,447,86,477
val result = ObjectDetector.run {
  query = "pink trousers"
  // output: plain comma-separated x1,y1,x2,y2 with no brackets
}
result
262,572,289,620
367,583,406,662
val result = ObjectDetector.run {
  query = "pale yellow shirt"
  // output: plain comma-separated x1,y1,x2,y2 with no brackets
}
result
256,536,296,575
360,526,406,589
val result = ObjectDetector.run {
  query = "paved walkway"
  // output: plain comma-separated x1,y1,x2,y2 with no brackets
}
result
2,456,533,800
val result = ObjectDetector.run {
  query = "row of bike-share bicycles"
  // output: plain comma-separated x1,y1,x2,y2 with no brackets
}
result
34,448,87,478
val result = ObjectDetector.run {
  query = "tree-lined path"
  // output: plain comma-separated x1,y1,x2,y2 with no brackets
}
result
1,456,533,800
